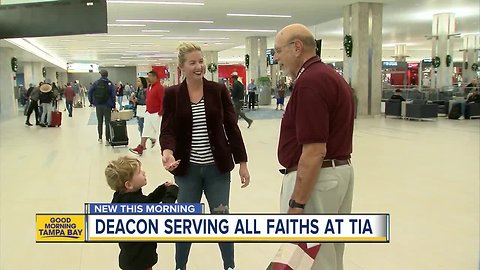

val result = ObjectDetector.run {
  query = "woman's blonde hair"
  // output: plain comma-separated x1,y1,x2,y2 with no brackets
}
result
177,42,202,67
105,156,141,192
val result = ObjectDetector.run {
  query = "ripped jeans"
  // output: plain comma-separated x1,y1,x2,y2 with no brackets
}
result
174,163,233,270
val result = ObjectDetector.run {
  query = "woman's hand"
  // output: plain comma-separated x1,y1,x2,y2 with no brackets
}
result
239,162,250,188
162,149,180,171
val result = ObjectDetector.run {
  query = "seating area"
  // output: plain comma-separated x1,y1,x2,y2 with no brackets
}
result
383,87,480,120
385,99,439,121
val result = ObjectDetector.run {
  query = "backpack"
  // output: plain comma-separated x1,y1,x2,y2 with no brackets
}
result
94,80,109,103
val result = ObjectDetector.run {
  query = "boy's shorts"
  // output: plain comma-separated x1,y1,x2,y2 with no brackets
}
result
142,112,161,139
277,97,285,105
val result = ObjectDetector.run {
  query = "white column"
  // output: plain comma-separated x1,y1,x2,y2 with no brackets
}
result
204,51,219,82
343,2,383,116
431,13,455,89
57,72,68,87
0,47,18,119
32,62,44,84
245,36,267,81
246,36,268,104
394,44,408,62
462,34,479,83
23,62,34,87
45,67,56,83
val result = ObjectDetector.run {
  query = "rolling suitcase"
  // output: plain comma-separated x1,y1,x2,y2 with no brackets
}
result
109,120,128,147
50,111,62,127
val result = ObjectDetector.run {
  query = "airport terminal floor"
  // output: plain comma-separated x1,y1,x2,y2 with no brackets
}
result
0,100,478,270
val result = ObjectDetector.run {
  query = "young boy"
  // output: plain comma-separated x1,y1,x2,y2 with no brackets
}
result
105,156,179,270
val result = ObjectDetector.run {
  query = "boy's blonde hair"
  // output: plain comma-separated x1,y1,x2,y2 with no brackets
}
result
177,42,202,67
105,156,141,192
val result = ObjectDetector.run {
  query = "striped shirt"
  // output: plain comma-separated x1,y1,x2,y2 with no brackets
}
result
190,98,215,164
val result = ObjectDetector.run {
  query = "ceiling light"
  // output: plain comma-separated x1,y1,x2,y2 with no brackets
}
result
108,34,165,37
108,24,146,27
141,30,171,33
114,64,126,67
227,13,291,18
161,37,229,40
233,45,246,49
86,2,94,6
117,19,213,23
107,1,204,6
461,32,480,36
199,28,277,33
126,50,159,53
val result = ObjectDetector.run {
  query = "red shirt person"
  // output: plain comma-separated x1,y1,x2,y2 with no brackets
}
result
129,71,164,156
274,23,354,270
64,83,76,117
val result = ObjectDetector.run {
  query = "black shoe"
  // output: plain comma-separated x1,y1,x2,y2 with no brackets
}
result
247,120,253,128
35,122,40,126
25,122,33,126
69,114,72,117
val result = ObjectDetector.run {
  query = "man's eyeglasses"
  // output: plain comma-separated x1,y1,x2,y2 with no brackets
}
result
274,41,296,54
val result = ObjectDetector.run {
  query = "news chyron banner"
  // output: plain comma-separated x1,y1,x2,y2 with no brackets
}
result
36,203,389,243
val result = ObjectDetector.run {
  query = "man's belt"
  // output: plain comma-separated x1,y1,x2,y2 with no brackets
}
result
279,159,350,175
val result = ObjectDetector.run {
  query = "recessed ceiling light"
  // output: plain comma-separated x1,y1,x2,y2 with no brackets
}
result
108,34,165,37
199,28,276,33
227,13,291,18
126,50,159,53
461,32,480,36
117,19,213,24
86,2,94,6
141,30,171,33
107,1,204,6
161,37,229,40
108,24,147,27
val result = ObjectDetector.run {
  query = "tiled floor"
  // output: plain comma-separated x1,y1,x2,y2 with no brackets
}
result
0,103,478,270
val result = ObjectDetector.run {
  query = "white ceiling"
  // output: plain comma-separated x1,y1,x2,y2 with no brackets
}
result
2,0,479,68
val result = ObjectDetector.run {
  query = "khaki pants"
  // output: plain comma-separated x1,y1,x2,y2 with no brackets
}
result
280,162,354,270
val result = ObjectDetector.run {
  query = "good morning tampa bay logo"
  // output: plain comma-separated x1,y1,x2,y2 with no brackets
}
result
38,217,83,239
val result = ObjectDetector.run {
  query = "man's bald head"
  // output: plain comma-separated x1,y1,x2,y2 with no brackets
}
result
276,24,316,53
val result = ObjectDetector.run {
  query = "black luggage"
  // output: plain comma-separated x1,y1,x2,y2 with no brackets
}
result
448,103,462,120
109,120,128,147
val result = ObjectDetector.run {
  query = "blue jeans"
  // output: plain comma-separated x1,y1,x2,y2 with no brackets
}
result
137,117,144,136
66,100,73,116
117,95,124,110
174,163,234,270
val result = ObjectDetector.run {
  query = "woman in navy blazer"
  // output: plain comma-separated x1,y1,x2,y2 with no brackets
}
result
160,42,250,270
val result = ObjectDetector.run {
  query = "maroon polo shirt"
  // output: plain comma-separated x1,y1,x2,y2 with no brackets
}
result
278,56,354,168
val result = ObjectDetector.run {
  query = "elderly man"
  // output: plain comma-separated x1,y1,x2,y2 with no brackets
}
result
274,24,355,270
